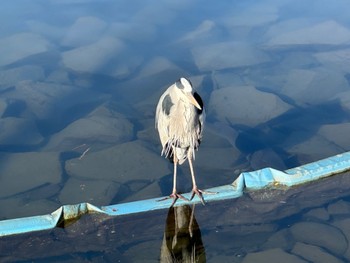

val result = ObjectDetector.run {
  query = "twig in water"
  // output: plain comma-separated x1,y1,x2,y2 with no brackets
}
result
72,144,87,151
79,147,90,160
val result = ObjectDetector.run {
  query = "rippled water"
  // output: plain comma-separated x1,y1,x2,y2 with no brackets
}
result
1,0,350,261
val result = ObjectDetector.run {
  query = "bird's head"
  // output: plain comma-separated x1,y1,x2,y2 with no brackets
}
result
175,77,202,110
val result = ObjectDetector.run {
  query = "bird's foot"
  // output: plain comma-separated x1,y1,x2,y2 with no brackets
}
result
190,187,217,205
157,192,189,207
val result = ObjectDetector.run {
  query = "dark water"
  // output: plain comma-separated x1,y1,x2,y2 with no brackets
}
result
1,0,350,261
2,171,350,262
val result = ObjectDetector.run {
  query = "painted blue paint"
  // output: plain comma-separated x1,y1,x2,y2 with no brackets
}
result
102,184,244,216
0,208,62,237
1,151,350,237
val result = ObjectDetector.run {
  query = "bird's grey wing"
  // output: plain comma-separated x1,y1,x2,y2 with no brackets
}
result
193,91,205,139
155,90,174,157
155,88,173,127
199,107,205,137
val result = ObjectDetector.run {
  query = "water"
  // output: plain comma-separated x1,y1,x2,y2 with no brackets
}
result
2,171,350,262
1,0,350,261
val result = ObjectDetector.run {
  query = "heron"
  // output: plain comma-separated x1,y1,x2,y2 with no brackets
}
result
155,77,212,206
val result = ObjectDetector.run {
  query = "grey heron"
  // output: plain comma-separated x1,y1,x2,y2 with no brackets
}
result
155,77,212,206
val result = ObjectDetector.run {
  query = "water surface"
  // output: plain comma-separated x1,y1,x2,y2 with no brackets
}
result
1,0,350,261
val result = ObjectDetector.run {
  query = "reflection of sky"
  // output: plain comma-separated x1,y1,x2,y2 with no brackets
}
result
1,0,350,221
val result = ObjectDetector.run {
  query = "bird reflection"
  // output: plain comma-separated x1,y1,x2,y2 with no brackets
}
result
160,205,206,263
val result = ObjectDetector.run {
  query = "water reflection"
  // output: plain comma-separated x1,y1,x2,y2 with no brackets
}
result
161,205,206,263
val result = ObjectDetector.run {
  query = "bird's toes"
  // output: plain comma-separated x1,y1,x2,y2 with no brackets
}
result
190,188,218,205
173,192,189,201
199,189,218,195
157,192,189,207
170,192,189,206
190,188,205,205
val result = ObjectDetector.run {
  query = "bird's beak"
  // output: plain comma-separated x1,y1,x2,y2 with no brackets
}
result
186,93,202,110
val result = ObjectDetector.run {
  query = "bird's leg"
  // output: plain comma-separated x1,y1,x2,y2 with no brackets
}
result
168,153,189,206
158,149,189,206
172,153,178,194
188,151,217,205
188,156,205,205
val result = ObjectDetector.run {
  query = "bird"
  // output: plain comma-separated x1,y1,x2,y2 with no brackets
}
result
155,77,211,206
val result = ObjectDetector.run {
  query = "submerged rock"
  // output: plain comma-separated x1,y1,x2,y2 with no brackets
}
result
303,207,330,222
65,140,170,184
4,80,105,122
116,56,186,104
0,65,45,88
0,117,44,146
285,133,343,164
46,69,71,85
290,222,347,256
211,71,246,90
262,229,293,251
0,197,59,220
0,33,49,67
26,20,65,41
61,16,107,47
314,48,350,73
175,20,219,46
333,90,350,114
208,85,291,127
137,56,181,79
204,122,239,148
0,152,61,198
62,36,125,74
281,68,349,106
292,242,343,263
59,177,120,206
243,248,306,263
122,181,162,203
266,20,350,46
0,99,7,117
249,148,287,171
332,218,350,261
44,105,134,151
318,123,350,150
224,4,278,27
192,41,269,71
327,199,350,216
195,147,239,171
